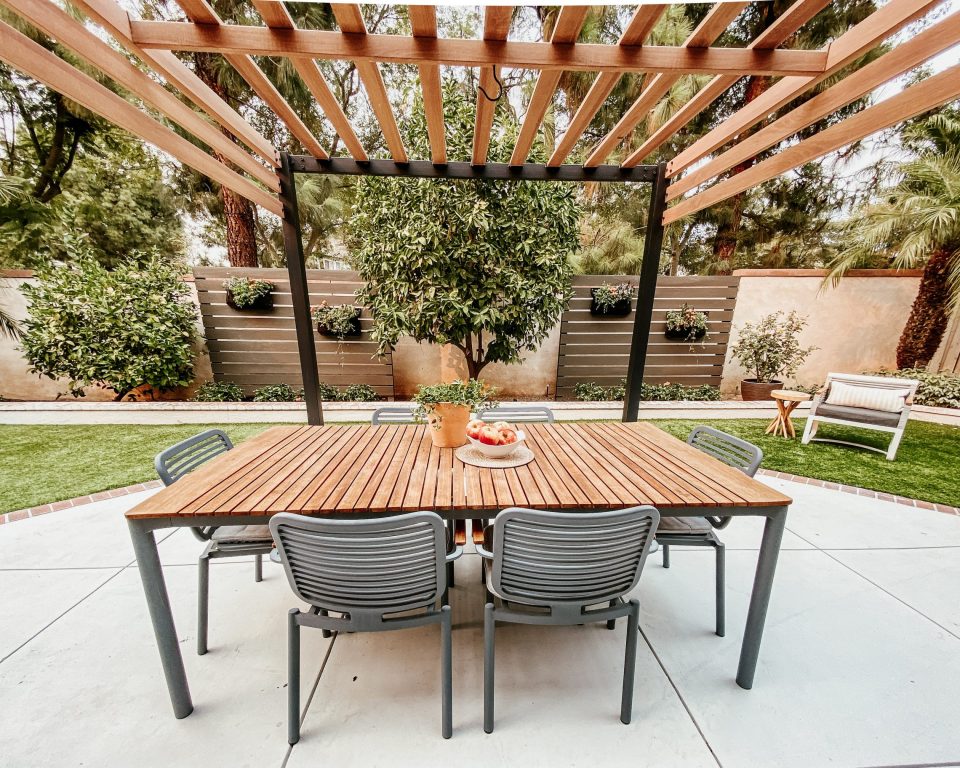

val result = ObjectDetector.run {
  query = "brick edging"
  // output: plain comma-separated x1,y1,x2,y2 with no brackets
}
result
1,473,956,525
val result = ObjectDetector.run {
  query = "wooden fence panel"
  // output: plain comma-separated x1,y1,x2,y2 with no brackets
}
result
556,275,740,397
194,267,394,398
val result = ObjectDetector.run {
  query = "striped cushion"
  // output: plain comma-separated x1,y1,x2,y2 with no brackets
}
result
825,381,909,413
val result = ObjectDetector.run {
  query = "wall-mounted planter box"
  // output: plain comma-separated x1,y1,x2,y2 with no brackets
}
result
225,288,274,312
589,290,633,317
664,327,707,342
316,313,362,339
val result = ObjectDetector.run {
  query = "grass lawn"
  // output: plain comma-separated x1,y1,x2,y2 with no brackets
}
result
0,417,957,514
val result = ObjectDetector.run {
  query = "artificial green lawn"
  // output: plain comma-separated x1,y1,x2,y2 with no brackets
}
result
1,418,957,514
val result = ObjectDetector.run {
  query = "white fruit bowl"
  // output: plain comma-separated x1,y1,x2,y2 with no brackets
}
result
467,430,526,459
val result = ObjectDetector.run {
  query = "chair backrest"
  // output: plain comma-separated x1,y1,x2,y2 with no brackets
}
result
488,506,659,609
155,429,233,487
371,405,418,425
823,372,920,405
687,425,762,478
270,511,447,620
476,406,555,423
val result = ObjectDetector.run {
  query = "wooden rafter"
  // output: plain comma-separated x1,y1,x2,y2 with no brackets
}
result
0,20,281,214
662,62,960,225
69,0,276,163
331,4,407,162
510,5,588,166
250,0,367,160
668,10,960,201
584,2,750,168
547,4,668,167
667,0,942,177
175,0,328,159
622,0,832,167
472,6,512,166
409,5,445,164
1,0,277,191
129,21,830,77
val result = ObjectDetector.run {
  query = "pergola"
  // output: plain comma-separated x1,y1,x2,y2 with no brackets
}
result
2,0,958,423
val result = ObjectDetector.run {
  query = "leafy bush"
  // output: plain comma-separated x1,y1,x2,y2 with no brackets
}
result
730,311,816,383
223,277,273,309
253,383,299,402
311,301,360,339
869,368,960,409
314,382,382,402
574,380,721,402
21,253,196,399
192,381,244,402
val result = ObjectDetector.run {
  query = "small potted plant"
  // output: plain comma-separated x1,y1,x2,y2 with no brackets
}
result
312,301,362,339
665,303,709,342
412,379,495,448
590,282,635,317
223,276,274,311
730,311,816,401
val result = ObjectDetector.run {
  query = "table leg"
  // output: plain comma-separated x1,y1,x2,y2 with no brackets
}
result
737,506,787,690
128,519,193,718
784,401,798,438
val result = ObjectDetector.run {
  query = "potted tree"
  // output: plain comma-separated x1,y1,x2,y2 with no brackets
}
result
412,379,495,448
665,303,709,341
590,282,635,317
311,301,362,339
730,311,816,400
223,277,275,311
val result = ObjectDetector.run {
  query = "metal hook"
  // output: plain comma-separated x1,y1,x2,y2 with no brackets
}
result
477,65,504,103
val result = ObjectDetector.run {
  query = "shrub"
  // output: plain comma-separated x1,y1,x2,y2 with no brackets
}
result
573,380,721,402
730,311,816,383
192,381,244,402
253,383,299,402
223,277,273,309
869,368,960,409
21,253,196,400
341,383,381,402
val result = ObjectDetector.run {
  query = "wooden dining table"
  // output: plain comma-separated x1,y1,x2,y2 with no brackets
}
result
126,421,792,719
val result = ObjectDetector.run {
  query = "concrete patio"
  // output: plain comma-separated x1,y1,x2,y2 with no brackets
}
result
1,476,959,768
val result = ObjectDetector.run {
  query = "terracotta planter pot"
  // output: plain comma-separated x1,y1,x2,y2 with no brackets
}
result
740,379,783,401
426,403,471,448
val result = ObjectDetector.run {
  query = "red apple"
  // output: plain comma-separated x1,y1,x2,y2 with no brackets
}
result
478,425,501,445
499,428,518,445
493,421,511,432
466,419,485,440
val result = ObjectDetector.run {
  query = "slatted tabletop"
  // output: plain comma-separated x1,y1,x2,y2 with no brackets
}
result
128,423,790,520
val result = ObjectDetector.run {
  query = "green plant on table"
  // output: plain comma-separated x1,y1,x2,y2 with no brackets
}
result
192,381,244,402
311,301,360,340
412,379,496,427
253,383,299,402
730,311,816,383
223,277,274,309
665,303,709,342
592,282,635,312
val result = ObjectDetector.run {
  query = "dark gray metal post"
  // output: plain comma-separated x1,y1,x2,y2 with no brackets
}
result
279,151,323,425
622,161,668,422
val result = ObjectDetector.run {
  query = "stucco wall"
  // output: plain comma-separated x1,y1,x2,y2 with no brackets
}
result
720,269,922,397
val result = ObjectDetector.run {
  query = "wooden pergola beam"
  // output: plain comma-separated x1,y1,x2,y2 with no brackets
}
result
471,6,512,166
250,0,367,161
509,5,589,166
0,19,281,215
662,62,960,225
667,10,960,201
331,4,407,163
667,0,942,177
409,5,445,164
69,0,276,163
0,0,278,191
128,21,830,77
584,2,749,167
547,4,668,167
622,0,832,167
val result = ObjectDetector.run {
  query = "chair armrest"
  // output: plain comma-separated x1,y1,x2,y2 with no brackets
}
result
475,543,494,560
445,545,464,562
905,393,914,406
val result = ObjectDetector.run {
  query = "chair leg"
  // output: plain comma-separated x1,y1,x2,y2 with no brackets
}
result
621,599,640,725
607,599,617,630
288,609,301,746
254,553,263,582
886,428,904,461
197,553,210,656
441,605,452,739
801,416,817,444
483,602,495,734
715,543,726,638
320,608,331,640
446,560,455,589
662,543,671,569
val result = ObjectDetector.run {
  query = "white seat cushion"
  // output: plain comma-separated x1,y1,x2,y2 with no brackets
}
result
825,381,910,413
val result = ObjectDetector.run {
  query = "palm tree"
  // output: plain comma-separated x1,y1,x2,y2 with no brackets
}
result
828,112,960,368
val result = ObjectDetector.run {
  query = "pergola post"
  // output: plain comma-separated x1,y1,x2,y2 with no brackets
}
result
622,161,668,422
279,151,323,425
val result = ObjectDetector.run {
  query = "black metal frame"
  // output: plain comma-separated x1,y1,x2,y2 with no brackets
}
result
278,153,667,425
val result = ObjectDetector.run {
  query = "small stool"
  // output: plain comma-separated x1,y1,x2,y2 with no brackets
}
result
766,390,811,438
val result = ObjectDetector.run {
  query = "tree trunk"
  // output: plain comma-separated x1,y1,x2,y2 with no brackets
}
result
895,248,953,369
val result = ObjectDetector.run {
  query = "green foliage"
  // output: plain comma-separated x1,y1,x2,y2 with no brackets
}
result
192,381,244,402
349,81,579,378
592,282,635,311
311,301,359,339
573,380,720,402
253,383,299,402
869,368,960,409
224,277,273,309
20,252,196,399
315,382,381,401
665,303,709,341
412,379,495,423
730,311,816,383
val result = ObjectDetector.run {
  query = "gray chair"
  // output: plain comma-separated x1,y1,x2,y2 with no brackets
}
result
657,425,763,637
155,429,274,655
371,405,418,425
476,405,556,423
270,511,461,743
476,505,659,733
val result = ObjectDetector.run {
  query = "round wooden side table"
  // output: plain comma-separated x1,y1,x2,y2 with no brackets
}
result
765,390,811,438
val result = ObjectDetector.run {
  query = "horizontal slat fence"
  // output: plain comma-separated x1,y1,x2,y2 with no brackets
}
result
194,268,394,398
556,275,740,398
